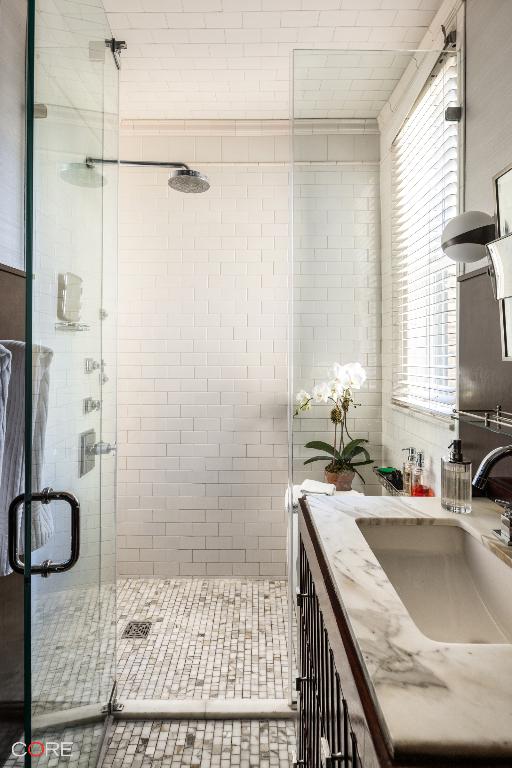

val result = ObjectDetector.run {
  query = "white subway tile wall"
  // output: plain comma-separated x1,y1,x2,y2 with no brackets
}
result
292,152,382,495
117,129,289,577
117,125,383,576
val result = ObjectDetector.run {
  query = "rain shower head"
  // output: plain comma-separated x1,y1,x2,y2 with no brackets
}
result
168,168,210,194
60,161,106,188
62,157,210,193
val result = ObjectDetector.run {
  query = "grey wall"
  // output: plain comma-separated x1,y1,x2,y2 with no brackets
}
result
460,0,512,493
465,0,512,213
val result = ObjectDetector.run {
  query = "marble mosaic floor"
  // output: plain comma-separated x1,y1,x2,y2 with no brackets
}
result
101,719,296,768
117,579,290,700
1,579,294,767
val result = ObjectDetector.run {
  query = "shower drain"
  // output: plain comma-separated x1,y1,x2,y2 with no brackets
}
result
122,620,152,639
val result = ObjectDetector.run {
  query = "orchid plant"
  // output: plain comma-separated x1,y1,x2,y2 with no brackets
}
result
294,362,373,482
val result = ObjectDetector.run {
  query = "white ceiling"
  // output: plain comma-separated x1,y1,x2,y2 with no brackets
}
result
105,0,444,121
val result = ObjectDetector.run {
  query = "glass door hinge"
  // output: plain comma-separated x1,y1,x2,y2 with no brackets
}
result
105,38,126,70
102,700,124,715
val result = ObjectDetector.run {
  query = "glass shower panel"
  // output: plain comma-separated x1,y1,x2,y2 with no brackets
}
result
98,34,119,717
20,0,118,763
0,3,28,761
289,47,437,638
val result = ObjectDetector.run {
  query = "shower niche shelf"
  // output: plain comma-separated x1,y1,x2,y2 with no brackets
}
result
452,406,512,439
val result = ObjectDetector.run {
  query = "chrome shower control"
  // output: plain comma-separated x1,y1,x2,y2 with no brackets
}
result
87,441,117,456
85,358,100,373
84,397,101,413
85,358,107,374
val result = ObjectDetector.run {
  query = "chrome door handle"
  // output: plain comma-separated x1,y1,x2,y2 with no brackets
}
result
8,488,80,577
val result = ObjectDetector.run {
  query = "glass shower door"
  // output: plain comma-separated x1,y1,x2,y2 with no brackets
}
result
14,1,119,763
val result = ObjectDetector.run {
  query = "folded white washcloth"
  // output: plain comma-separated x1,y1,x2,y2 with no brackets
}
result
300,479,336,496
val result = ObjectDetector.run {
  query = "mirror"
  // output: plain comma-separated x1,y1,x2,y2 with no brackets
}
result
492,163,512,361
487,234,512,301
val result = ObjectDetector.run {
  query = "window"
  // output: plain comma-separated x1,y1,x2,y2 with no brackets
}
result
391,53,458,415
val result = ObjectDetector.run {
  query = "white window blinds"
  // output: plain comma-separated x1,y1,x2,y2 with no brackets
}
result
391,53,458,415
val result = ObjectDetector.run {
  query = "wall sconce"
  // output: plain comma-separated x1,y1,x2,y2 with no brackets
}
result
441,210,496,263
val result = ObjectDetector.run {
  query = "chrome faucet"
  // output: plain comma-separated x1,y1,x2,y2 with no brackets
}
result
472,444,512,490
472,444,512,545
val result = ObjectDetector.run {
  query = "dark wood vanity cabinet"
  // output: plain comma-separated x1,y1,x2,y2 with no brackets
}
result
298,500,384,768
297,500,511,768
297,537,365,768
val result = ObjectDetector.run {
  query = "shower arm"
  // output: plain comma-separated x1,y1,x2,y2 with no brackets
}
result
86,157,190,170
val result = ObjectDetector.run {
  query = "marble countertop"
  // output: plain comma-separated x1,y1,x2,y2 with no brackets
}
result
303,494,512,759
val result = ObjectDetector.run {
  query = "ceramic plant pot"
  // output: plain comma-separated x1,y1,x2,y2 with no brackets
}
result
324,468,355,491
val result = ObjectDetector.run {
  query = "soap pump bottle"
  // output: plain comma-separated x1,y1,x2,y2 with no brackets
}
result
402,447,416,495
411,451,433,496
441,439,472,514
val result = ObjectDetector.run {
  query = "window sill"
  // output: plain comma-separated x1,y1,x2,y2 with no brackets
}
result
390,398,455,428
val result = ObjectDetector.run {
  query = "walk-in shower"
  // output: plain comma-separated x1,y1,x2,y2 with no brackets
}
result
61,157,210,193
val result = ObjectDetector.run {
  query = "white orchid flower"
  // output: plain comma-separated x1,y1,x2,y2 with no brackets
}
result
295,390,311,410
328,378,345,397
344,362,367,389
329,362,351,388
312,382,331,403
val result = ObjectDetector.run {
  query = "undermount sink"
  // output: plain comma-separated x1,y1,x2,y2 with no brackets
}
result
357,519,512,644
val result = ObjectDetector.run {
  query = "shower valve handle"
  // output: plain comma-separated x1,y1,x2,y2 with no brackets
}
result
87,441,117,456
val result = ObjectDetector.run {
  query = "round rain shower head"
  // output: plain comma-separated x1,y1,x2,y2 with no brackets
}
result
60,162,106,188
168,168,210,194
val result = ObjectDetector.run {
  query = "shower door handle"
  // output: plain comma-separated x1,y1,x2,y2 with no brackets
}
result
8,488,80,577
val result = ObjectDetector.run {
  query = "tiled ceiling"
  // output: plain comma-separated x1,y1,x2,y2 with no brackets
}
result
293,50,415,119
105,0,444,121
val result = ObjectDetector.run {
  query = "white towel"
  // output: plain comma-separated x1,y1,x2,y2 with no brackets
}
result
300,479,336,496
288,483,364,507
0,341,54,575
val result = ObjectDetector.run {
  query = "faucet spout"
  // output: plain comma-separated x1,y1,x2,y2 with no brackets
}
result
472,444,512,491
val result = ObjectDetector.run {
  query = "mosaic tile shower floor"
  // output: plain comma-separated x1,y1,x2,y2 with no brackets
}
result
101,720,296,768
117,579,291,700
1,580,294,767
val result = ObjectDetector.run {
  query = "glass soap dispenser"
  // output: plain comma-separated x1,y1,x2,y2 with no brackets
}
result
441,439,472,514
411,451,433,496
402,447,416,495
